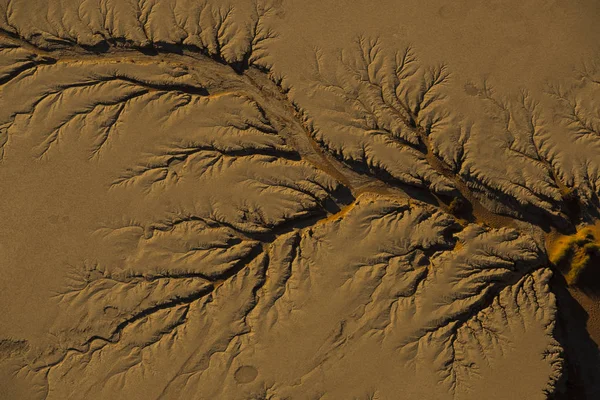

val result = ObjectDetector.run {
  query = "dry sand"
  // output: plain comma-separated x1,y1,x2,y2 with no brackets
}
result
0,0,599,399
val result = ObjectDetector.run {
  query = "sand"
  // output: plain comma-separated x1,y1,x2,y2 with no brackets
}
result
0,0,599,399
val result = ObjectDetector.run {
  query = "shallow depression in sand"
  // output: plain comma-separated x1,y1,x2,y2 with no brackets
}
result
234,365,259,384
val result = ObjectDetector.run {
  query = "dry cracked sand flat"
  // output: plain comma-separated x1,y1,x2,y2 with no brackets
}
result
0,0,599,399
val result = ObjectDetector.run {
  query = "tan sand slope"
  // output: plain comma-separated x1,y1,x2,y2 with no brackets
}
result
0,1,599,399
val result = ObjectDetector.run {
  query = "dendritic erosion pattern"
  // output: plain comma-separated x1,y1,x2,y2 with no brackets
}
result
0,1,598,399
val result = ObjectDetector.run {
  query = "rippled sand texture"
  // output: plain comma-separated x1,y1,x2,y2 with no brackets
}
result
1,1,599,399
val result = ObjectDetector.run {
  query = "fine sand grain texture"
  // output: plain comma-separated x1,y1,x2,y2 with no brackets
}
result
0,1,599,399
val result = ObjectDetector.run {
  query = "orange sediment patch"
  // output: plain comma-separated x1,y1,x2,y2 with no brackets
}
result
545,221,600,286
453,240,464,252
546,222,600,346
316,199,360,226
316,192,404,226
